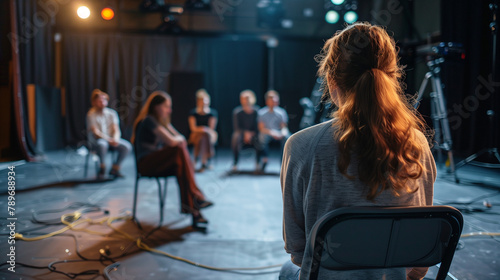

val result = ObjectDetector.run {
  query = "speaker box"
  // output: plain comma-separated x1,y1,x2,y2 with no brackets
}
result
27,84,65,152
168,72,204,138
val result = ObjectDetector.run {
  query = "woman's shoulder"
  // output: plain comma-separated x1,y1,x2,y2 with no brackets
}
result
287,120,334,148
142,115,158,127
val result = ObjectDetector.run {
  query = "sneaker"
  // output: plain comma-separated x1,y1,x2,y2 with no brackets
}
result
255,162,260,172
261,161,268,173
109,169,124,178
98,168,106,179
231,165,238,172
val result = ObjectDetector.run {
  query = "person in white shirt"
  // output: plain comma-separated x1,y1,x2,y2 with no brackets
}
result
257,90,290,172
86,89,131,178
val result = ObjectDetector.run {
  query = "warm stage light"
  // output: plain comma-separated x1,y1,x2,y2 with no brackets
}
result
331,0,345,5
344,11,358,24
101,7,115,20
325,10,340,24
77,6,91,19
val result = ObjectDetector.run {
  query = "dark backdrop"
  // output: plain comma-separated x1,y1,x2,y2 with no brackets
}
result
7,0,499,155
62,33,322,147
440,0,500,156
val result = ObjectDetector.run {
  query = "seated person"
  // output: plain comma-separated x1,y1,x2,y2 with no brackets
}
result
257,90,290,172
131,91,212,229
231,90,260,171
86,89,132,178
188,89,218,172
279,23,436,280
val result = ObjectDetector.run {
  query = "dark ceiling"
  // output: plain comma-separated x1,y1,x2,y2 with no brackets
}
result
54,0,410,40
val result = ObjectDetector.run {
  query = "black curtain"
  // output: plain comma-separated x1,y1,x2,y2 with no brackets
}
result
197,38,268,146
8,0,56,159
62,33,280,147
274,39,324,133
441,0,500,156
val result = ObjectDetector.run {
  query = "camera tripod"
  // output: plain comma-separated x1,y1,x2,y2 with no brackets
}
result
415,57,456,174
454,1,500,184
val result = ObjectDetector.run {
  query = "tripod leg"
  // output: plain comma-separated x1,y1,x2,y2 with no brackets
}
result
415,72,432,109
493,148,500,163
429,92,444,163
455,149,488,169
430,74,456,173
432,76,454,152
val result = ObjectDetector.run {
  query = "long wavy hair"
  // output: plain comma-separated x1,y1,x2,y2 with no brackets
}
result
316,22,429,200
131,91,171,144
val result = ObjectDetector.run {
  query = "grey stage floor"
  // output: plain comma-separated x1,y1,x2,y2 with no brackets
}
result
0,148,499,280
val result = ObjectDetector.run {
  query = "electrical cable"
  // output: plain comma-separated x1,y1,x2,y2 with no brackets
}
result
104,217,284,272
32,202,103,225
48,259,101,279
461,232,500,238
104,262,121,280
436,190,500,205
15,212,285,275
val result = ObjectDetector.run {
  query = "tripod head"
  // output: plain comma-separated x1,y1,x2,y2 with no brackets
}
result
490,2,498,35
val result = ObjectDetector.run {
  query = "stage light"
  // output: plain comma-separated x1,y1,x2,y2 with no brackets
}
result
101,7,114,20
168,5,184,15
257,0,285,29
331,0,345,5
325,10,340,24
157,14,183,34
344,11,358,24
139,0,163,12
185,0,211,11
77,6,91,19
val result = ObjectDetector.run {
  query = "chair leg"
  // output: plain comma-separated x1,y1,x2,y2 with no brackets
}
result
156,178,168,227
132,176,142,229
84,152,90,177
94,155,99,176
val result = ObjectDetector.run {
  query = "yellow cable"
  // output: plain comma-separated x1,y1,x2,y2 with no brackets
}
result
17,212,283,271
16,212,131,241
461,232,500,238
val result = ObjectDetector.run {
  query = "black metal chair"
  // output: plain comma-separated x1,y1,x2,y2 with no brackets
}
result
132,121,176,228
304,206,463,280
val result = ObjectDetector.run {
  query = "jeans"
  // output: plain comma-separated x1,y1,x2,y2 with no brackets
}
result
95,138,132,167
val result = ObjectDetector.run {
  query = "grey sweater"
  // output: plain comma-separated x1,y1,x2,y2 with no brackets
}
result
280,120,436,280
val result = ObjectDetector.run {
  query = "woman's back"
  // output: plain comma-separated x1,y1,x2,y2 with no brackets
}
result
281,121,436,279
280,22,437,280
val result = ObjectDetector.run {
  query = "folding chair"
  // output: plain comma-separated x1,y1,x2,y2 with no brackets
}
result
305,206,463,280
132,121,176,228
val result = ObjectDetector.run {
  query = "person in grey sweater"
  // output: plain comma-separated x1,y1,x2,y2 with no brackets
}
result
280,22,436,280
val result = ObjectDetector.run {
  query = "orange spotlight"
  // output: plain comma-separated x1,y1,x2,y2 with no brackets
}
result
101,7,114,20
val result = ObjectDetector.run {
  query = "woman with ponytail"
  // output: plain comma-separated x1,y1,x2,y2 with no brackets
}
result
132,91,213,229
280,23,436,280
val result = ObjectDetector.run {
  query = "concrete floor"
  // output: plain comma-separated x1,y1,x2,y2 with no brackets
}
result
0,148,499,279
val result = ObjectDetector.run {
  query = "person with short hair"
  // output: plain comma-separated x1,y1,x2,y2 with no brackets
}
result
257,90,290,172
86,89,131,178
231,90,260,171
188,89,218,172
280,23,436,280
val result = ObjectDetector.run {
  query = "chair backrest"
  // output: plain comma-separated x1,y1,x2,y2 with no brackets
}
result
306,206,463,280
